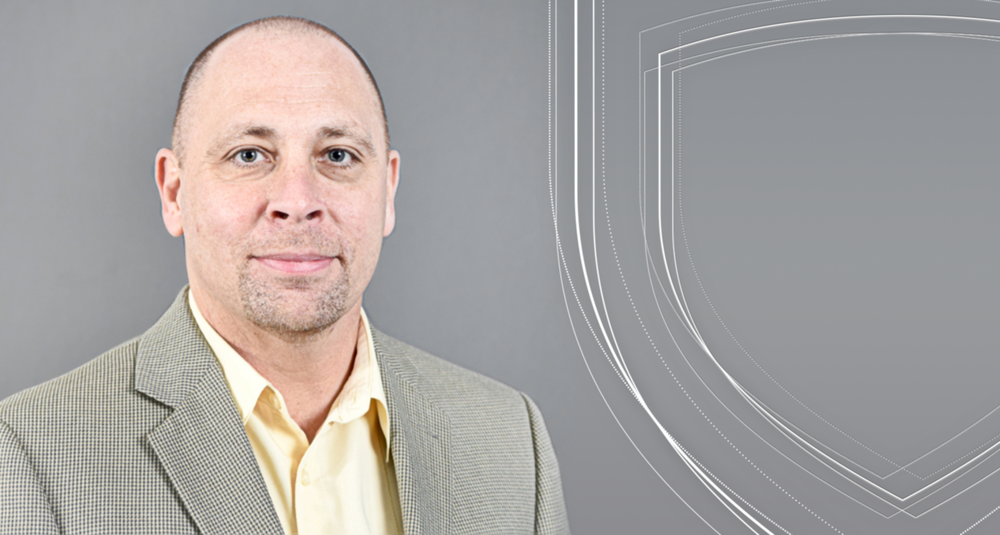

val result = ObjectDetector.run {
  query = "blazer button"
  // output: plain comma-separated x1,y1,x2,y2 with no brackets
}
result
300,470,311,486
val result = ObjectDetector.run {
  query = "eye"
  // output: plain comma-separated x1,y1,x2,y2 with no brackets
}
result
326,148,354,165
233,148,264,165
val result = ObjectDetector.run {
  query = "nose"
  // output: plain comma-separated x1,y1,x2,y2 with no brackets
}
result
267,161,325,223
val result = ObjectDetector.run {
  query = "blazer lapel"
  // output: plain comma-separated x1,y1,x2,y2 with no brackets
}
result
136,289,284,535
372,329,453,535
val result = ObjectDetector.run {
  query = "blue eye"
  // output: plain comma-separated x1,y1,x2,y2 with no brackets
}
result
327,149,353,165
237,149,262,164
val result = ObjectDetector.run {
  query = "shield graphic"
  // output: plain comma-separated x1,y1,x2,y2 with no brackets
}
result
555,4,1000,532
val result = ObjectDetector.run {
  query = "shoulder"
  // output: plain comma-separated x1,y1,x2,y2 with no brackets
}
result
0,337,158,435
372,328,569,532
371,328,541,471
371,327,529,411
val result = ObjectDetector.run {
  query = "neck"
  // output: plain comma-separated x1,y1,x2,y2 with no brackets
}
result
191,286,361,442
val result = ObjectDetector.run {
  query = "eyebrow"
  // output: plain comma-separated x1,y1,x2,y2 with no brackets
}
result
317,126,376,157
207,125,278,158
206,124,377,159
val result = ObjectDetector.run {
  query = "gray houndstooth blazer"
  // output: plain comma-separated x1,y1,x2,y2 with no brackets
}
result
0,288,569,534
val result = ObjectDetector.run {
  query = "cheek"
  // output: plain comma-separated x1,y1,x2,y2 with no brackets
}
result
331,188,386,263
359,196,389,266
356,190,388,237
186,186,264,251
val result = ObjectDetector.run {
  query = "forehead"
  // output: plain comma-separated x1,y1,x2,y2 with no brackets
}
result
186,30,382,146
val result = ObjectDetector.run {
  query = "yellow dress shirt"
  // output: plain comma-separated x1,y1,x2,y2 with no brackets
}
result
188,292,402,535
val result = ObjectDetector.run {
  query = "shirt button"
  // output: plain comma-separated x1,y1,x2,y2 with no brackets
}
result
269,392,281,410
300,469,311,487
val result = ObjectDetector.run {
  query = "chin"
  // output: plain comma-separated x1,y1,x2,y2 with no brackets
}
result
246,305,347,337
238,273,351,337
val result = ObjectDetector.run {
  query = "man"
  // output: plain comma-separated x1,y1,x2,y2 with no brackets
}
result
0,16,568,535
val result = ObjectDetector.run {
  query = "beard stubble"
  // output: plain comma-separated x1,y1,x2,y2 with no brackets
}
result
236,230,353,339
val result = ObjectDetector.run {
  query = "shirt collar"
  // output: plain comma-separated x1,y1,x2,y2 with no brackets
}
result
187,290,391,448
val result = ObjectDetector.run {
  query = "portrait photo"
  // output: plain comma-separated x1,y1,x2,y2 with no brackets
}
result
17,0,997,533
0,1,669,534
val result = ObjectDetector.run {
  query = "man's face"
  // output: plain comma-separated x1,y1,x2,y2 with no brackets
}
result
156,31,399,337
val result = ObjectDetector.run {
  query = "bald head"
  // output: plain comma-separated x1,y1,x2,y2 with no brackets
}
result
171,16,388,164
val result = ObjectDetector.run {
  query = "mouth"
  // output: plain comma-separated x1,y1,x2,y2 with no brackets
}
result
252,253,336,275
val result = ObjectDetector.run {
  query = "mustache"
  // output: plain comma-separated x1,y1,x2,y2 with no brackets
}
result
240,229,347,259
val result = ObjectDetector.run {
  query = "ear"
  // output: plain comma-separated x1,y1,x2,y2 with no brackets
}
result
382,149,401,237
155,148,184,237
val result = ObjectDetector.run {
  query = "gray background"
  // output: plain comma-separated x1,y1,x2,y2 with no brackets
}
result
13,0,996,533
0,1,680,534
554,0,1000,532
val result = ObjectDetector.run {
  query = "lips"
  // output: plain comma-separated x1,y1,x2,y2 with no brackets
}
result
253,253,335,275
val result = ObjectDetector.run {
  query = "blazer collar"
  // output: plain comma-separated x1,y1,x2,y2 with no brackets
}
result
135,287,284,535
135,287,453,535
372,328,453,535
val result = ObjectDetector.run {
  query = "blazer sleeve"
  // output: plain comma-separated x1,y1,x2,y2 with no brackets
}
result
522,394,570,534
0,419,59,535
